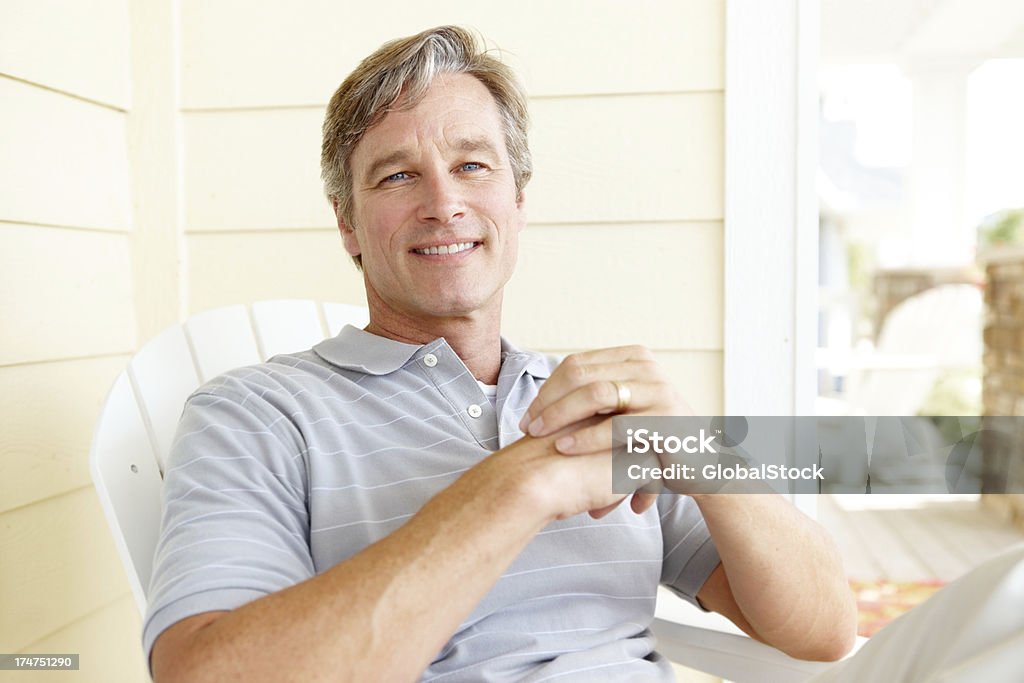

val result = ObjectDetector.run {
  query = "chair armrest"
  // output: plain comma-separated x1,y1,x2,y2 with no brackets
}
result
650,618,836,683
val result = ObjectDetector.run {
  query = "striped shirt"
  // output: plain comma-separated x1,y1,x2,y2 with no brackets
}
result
142,326,720,680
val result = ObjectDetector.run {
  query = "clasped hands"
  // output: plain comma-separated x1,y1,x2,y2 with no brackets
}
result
517,346,693,518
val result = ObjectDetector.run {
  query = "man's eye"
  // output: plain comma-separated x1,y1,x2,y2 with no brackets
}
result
460,163,483,172
382,172,410,183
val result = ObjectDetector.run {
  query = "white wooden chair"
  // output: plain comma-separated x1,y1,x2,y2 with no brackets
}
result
89,299,838,683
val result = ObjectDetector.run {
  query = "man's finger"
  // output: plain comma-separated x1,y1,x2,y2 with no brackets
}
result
520,352,658,430
530,381,667,439
524,360,660,424
553,418,614,455
588,501,622,519
630,492,659,514
555,416,663,456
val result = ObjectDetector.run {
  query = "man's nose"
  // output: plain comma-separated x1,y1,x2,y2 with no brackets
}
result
417,172,466,225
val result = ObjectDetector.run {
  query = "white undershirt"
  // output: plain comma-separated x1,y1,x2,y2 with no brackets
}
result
476,380,498,408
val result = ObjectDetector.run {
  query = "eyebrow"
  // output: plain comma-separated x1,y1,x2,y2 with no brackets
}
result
453,136,501,156
362,150,413,185
361,136,502,184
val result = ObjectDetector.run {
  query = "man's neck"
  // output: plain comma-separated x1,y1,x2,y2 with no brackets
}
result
364,307,503,385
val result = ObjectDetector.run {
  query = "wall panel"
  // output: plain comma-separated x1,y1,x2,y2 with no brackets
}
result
0,224,136,365
182,93,722,232
0,0,131,108
183,109,330,231
0,79,131,230
17,596,148,682
126,0,186,343
186,230,366,314
530,94,724,223
504,223,723,350
179,0,724,109
0,355,128,515
656,350,723,416
0,487,133,652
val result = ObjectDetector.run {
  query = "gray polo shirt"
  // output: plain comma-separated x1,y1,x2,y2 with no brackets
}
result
143,326,720,681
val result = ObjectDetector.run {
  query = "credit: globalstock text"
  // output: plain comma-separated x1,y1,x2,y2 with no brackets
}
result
610,415,1024,495
625,462,825,482
623,427,823,482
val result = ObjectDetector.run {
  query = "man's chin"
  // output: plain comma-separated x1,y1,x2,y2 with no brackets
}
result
415,292,500,320
422,302,489,319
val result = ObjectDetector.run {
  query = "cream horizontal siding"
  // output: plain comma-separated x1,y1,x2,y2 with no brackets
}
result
183,109,331,231
504,223,723,350
0,78,132,231
0,487,134,653
657,351,723,416
16,596,149,682
186,230,366,313
0,0,131,108
1,1,146,678
179,0,723,108
0,355,129,515
0,223,136,365
181,93,722,232
529,95,724,223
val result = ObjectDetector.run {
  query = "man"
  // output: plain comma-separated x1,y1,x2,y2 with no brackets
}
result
145,26,856,681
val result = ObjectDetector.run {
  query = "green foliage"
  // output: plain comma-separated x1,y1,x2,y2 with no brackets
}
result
977,208,1024,249
916,367,982,418
846,240,872,292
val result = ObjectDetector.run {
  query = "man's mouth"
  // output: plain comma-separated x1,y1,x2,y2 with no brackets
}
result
411,241,480,256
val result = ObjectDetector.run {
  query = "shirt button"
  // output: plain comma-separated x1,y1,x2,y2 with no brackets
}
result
423,353,438,367
467,404,483,418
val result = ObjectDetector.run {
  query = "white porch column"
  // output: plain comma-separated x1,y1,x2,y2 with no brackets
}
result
724,0,818,418
906,61,974,266
725,0,819,514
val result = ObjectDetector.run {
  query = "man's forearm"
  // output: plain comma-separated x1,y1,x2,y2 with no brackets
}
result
693,493,857,660
156,446,554,683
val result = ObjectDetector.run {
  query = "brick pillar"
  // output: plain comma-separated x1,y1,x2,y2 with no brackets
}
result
980,247,1024,529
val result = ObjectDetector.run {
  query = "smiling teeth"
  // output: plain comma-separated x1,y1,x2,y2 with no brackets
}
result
413,242,476,255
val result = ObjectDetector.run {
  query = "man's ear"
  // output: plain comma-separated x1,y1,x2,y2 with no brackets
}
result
333,199,361,258
514,190,527,232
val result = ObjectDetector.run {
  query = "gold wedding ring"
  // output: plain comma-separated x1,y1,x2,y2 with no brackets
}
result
611,381,631,412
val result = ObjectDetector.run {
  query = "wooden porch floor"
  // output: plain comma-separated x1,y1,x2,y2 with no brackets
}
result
817,494,1024,582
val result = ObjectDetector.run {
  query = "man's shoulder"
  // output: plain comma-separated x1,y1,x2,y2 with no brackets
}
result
189,348,338,404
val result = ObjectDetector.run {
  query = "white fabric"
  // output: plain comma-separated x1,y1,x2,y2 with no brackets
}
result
476,379,498,408
810,542,1024,682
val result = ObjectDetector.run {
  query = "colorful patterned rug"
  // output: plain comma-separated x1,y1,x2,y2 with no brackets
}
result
848,578,947,637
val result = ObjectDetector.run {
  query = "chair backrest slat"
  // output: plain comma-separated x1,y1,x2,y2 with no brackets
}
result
322,302,370,336
184,304,261,382
251,299,326,359
89,371,164,611
129,325,201,471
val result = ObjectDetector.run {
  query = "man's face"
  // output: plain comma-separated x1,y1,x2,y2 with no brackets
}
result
340,73,526,325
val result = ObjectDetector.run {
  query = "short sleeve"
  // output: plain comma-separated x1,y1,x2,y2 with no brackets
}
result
658,494,721,610
141,375,314,667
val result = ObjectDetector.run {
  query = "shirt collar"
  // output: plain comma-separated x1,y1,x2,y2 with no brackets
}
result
499,337,555,380
313,326,422,375
313,325,554,380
